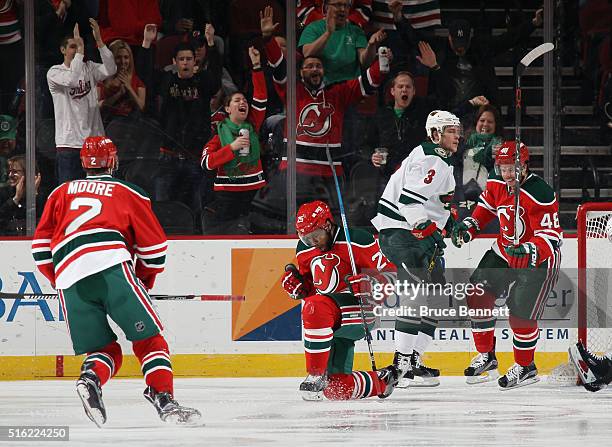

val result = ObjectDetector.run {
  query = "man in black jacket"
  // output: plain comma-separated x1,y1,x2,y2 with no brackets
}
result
388,0,543,111
367,70,487,179
155,29,222,216
368,71,435,177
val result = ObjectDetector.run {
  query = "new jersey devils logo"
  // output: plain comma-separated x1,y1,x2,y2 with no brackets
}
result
297,102,335,137
311,253,341,294
498,205,526,242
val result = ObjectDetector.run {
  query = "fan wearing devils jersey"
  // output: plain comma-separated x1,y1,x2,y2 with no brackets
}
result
32,137,200,426
260,6,382,178
281,200,399,401
452,141,562,390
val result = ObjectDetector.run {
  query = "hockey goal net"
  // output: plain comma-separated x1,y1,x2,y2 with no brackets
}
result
549,202,612,384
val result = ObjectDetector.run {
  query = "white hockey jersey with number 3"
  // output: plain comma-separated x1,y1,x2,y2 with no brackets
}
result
371,141,455,231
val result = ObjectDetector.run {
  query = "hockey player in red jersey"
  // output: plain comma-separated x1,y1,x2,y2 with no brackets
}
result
281,200,399,401
451,141,562,389
32,137,200,426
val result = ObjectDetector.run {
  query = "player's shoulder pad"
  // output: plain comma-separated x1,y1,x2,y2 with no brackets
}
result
522,173,556,205
346,227,376,247
420,141,453,166
111,178,150,199
487,170,504,182
296,239,310,255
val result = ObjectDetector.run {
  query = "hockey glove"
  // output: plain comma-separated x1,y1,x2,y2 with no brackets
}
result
451,217,479,248
346,274,372,301
411,219,438,240
282,264,312,299
504,242,538,269
412,219,446,252
442,205,459,236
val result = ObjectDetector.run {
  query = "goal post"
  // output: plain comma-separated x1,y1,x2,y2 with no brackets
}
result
549,202,612,384
577,202,612,351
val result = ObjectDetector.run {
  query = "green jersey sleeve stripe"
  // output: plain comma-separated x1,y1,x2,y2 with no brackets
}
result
399,194,423,205
377,203,406,221
402,188,428,202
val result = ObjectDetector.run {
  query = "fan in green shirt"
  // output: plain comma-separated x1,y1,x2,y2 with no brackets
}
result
299,1,384,84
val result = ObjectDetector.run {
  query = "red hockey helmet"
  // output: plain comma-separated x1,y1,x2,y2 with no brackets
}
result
495,140,529,166
81,136,118,169
296,201,334,245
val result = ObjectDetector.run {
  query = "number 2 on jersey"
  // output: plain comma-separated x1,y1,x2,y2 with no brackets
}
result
65,197,102,235
423,169,436,184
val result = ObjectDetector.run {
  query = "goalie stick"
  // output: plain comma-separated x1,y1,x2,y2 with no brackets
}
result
513,42,555,245
0,292,245,301
325,146,381,388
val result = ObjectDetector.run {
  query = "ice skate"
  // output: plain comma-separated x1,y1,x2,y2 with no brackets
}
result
464,351,499,384
76,369,106,428
569,342,612,392
409,351,440,387
376,365,400,398
299,373,328,401
393,351,414,388
498,362,539,390
144,386,202,424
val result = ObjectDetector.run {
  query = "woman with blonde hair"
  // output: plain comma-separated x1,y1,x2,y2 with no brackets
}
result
98,39,146,119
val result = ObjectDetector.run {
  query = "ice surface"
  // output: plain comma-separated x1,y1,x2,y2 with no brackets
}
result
1,377,611,446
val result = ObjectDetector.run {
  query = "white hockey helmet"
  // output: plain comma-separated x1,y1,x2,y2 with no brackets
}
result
425,110,462,143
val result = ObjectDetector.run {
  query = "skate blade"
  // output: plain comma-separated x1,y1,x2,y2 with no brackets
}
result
465,369,500,385
300,390,324,401
163,409,203,425
396,377,412,388
498,376,540,391
76,384,105,428
408,376,440,387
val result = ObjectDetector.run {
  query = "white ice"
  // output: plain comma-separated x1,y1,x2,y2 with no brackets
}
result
2,377,612,446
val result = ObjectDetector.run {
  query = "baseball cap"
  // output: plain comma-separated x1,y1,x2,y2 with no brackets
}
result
448,19,472,49
0,115,17,141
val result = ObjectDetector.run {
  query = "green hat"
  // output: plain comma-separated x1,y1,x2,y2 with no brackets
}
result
0,115,17,141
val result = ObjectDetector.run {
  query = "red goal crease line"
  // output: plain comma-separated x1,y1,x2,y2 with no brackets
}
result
0,293,245,302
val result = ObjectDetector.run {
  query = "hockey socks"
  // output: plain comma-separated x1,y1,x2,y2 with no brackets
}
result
468,289,497,353
395,331,417,355
133,334,173,395
83,341,123,386
510,315,539,366
303,327,334,375
414,332,433,356
324,371,386,400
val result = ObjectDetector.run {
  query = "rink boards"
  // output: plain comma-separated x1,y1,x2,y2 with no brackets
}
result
0,237,578,380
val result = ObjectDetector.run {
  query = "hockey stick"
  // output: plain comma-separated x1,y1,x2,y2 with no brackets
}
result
513,42,554,245
325,146,380,379
0,292,245,301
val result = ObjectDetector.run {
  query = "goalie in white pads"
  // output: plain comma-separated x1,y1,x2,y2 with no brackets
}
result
372,110,460,387
451,141,562,389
